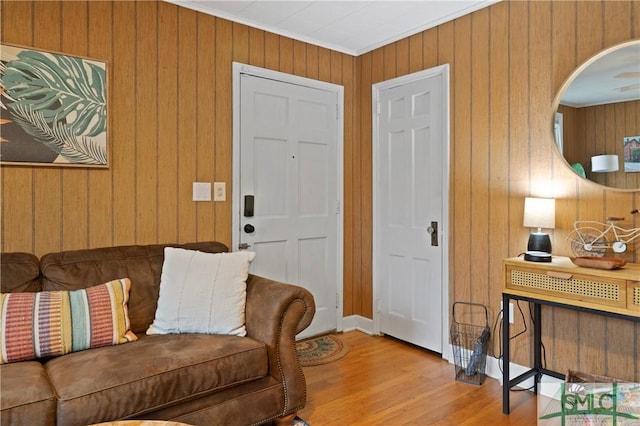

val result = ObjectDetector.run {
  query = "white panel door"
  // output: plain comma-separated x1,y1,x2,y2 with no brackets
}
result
239,73,339,338
375,70,446,353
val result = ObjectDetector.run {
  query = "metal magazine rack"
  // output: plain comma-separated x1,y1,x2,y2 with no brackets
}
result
450,302,491,385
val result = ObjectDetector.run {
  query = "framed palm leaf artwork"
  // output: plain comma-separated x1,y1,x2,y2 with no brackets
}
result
1,44,108,167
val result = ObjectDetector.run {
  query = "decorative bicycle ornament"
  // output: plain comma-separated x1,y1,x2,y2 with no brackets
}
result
567,209,639,257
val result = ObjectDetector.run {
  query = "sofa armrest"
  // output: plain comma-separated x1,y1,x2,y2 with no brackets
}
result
244,274,315,416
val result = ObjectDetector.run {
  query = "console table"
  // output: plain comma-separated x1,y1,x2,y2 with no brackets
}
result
501,256,640,414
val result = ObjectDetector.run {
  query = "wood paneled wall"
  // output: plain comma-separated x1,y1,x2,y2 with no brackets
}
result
357,0,639,379
1,0,367,316
0,0,363,313
2,0,639,380
560,100,640,189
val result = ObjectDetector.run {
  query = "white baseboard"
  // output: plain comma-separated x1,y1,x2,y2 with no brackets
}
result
341,315,374,335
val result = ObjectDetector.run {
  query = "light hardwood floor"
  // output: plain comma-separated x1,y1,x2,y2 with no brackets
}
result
297,331,539,425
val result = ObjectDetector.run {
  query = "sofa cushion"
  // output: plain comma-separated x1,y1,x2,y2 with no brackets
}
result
0,252,41,293
147,248,256,337
0,278,137,364
45,333,268,426
0,361,57,426
39,242,229,334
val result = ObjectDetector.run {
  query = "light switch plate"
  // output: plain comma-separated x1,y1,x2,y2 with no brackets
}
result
192,182,211,202
213,182,226,201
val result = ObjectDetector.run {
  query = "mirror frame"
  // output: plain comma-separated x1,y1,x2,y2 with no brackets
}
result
551,39,640,192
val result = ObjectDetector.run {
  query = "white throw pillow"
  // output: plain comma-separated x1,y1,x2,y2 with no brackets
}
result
147,248,256,336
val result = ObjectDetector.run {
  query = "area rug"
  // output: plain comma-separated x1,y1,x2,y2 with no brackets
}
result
296,334,348,367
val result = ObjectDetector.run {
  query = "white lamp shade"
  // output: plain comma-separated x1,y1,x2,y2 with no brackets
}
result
523,197,555,229
591,154,619,172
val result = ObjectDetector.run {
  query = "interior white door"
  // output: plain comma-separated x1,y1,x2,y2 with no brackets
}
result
238,73,340,338
375,70,446,353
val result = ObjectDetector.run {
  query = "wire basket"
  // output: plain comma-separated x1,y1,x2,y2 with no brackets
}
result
450,302,490,385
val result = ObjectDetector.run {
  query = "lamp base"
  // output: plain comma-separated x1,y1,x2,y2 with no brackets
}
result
524,251,552,262
528,232,552,253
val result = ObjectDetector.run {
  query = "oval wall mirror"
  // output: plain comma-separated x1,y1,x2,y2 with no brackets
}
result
553,39,640,191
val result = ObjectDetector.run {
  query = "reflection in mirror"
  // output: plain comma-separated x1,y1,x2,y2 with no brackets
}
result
554,40,640,190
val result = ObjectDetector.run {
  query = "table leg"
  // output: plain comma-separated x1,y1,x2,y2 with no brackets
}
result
502,293,511,414
533,302,542,394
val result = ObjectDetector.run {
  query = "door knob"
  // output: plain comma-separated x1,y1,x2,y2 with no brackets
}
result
244,224,255,233
427,221,438,246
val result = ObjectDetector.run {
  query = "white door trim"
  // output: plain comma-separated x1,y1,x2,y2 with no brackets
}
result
232,62,345,332
372,64,451,360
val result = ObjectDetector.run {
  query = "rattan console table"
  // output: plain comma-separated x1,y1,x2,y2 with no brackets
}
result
501,256,640,414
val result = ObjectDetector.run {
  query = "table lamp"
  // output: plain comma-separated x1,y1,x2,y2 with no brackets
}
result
591,154,619,172
523,197,555,262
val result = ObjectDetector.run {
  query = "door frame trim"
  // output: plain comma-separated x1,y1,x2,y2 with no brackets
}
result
231,62,345,333
371,64,451,360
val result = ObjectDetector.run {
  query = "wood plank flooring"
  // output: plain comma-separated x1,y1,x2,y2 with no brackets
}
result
298,331,539,425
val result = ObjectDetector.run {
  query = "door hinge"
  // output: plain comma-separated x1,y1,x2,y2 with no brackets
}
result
335,200,341,214
336,104,340,120
336,292,340,309
377,102,381,115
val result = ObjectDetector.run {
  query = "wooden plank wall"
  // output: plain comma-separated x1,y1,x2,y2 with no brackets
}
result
357,1,639,379
563,100,639,190
0,0,366,316
0,0,369,317
2,0,639,379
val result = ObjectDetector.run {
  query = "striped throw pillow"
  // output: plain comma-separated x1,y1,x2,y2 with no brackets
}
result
0,278,137,364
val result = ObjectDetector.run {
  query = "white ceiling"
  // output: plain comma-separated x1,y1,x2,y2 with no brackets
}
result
560,42,640,108
165,0,499,56
165,0,638,107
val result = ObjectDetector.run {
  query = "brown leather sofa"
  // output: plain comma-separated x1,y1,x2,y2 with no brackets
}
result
0,242,315,426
